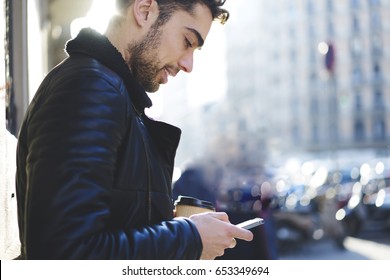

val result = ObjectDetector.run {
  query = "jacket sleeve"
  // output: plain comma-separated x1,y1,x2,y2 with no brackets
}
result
23,63,202,259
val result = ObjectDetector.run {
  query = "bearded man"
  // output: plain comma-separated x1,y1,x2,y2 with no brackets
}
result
15,0,253,260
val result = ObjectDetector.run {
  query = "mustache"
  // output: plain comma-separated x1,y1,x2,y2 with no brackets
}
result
164,65,180,77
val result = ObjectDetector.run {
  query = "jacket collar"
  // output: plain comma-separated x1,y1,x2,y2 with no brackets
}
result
65,28,152,113
66,28,181,169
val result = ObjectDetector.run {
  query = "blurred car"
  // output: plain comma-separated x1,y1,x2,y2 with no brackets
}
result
271,183,326,253
362,177,390,230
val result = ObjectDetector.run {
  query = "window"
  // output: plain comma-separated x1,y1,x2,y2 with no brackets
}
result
327,0,333,11
352,66,363,85
373,118,385,141
310,98,319,114
354,120,365,141
311,124,319,143
371,34,382,57
370,11,381,31
369,0,380,7
373,63,381,77
327,20,334,36
351,0,360,9
352,16,360,33
292,125,300,144
373,90,383,109
351,37,362,58
329,122,338,142
307,0,314,14
355,93,362,110
291,95,299,114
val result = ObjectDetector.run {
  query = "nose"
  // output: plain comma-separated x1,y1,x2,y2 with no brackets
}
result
178,51,194,73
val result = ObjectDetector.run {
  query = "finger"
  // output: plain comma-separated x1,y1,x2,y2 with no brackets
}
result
229,238,237,249
202,211,230,222
231,226,254,242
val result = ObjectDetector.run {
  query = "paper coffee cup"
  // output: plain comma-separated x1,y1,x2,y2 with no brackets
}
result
174,196,215,218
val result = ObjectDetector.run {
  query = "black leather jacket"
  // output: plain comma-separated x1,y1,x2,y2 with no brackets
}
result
15,28,202,259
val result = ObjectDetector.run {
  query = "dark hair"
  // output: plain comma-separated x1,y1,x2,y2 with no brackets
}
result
117,0,229,25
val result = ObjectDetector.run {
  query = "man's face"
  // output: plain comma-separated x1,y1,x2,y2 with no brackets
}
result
126,3,213,92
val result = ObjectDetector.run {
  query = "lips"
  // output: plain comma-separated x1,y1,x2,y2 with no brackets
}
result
161,67,179,84
162,68,169,84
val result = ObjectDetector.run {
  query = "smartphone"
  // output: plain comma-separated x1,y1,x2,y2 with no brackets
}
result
236,218,264,230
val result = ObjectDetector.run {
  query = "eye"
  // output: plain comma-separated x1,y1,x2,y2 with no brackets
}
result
185,38,193,48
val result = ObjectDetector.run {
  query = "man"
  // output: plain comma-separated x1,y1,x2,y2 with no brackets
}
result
15,0,253,259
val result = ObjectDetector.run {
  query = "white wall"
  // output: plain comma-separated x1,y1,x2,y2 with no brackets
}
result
0,0,21,260
28,0,48,101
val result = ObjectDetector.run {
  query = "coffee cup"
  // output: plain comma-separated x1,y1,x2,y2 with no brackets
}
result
174,195,215,218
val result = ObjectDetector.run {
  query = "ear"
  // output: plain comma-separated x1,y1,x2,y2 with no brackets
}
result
133,0,158,27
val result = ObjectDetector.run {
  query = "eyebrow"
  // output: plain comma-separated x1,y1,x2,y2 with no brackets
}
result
186,27,204,48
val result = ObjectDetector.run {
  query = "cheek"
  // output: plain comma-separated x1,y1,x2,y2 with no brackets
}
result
159,36,182,63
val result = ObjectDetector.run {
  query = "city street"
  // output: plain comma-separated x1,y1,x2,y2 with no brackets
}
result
279,227,390,260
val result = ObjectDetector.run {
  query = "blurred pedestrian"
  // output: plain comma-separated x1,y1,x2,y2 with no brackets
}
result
173,167,217,204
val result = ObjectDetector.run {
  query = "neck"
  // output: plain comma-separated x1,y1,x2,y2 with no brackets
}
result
105,16,134,62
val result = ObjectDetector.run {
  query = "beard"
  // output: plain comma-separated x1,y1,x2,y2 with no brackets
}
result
126,23,164,93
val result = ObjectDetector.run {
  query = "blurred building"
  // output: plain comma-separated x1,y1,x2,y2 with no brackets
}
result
220,0,390,164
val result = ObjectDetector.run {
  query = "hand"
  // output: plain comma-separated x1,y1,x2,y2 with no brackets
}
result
189,212,254,260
